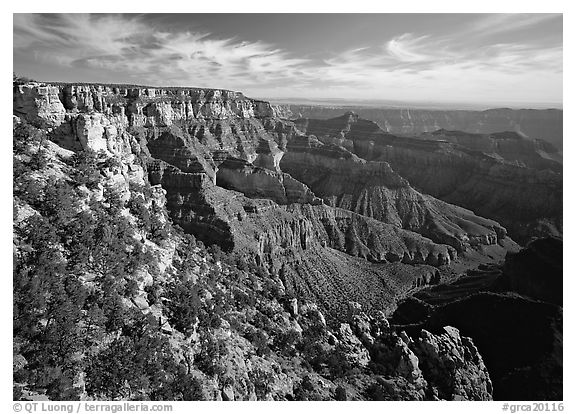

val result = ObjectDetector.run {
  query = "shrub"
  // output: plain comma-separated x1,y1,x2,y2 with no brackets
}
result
164,281,202,336
71,150,101,188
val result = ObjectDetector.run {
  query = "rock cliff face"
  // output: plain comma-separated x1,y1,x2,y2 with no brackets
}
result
282,105,563,151
50,83,278,121
15,82,282,157
13,84,66,126
293,113,562,244
215,157,322,205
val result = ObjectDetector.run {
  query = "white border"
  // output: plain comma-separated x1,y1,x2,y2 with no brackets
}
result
2,2,571,411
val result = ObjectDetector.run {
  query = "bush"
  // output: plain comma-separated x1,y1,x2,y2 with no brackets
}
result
272,329,301,356
245,328,271,357
164,281,202,336
248,367,275,400
144,283,161,305
194,333,228,377
71,150,101,189
335,385,348,401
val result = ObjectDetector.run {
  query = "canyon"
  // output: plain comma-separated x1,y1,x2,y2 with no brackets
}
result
13,81,562,401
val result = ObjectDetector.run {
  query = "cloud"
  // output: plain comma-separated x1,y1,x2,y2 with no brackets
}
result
14,14,150,64
312,32,562,103
385,34,445,63
323,33,561,76
13,13,562,104
466,13,561,36
13,13,310,89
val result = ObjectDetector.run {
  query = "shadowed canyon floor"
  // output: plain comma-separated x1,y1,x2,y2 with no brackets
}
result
391,237,563,400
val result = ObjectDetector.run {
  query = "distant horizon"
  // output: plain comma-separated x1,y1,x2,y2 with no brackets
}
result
14,13,562,106
16,75,563,111
264,96,563,111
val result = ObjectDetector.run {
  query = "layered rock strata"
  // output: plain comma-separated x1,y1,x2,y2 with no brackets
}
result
293,113,562,244
279,134,506,251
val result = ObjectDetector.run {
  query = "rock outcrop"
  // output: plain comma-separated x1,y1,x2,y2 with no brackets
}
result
425,293,562,401
412,326,492,401
337,304,492,400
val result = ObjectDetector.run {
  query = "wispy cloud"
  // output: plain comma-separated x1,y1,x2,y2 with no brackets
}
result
14,14,150,64
466,13,561,36
13,14,310,88
312,29,562,103
385,34,448,63
320,32,561,79
13,13,562,104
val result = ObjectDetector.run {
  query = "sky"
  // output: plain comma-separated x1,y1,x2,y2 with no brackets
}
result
13,13,563,107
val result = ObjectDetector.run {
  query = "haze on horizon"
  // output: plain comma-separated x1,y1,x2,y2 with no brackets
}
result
13,13,563,108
